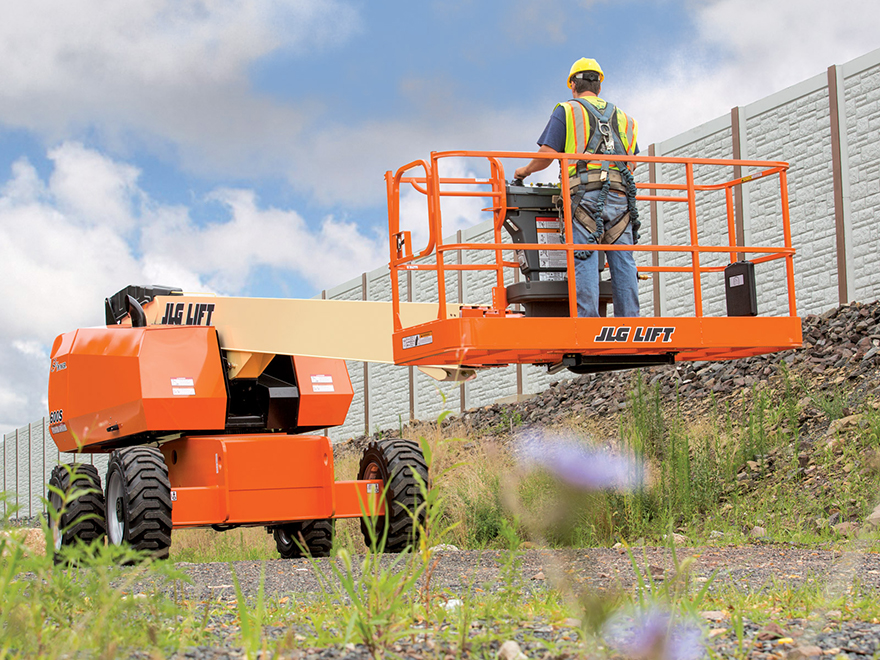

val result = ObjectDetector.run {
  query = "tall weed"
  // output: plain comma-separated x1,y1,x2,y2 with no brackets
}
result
0,469,204,658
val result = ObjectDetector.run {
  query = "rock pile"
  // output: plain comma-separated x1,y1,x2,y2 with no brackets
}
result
343,299,880,448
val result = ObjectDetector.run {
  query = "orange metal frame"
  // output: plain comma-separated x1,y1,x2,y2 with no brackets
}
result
161,434,384,529
385,150,801,367
48,326,384,529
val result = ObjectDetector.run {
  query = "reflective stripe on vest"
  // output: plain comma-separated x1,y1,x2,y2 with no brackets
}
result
558,98,638,175
625,115,636,155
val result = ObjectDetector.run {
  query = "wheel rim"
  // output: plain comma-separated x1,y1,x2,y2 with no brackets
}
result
48,491,62,551
277,527,292,549
106,469,125,545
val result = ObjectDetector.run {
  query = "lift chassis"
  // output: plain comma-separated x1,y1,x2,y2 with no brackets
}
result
47,292,439,558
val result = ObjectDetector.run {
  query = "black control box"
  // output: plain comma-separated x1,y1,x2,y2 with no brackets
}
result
503,184,565,283
724,261,758,317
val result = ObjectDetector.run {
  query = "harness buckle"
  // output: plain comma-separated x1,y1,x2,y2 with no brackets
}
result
596,122,614,157
599,170,608,182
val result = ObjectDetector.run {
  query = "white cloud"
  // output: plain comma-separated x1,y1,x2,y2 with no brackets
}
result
12,341,48,361
0,0,877,209
0,0,553,208
140,187,386,293
618,0,880,144
0,0,359,174
397,158,494,251
49,143,143,232
0,142,387,432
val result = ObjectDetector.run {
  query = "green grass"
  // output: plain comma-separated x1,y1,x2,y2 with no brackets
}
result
170,527,278,563
0,482,214,658
5,363,880,657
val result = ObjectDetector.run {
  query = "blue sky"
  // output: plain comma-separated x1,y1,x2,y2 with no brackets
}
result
1,0,879,431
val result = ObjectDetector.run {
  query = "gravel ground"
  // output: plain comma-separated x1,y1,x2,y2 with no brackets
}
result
127,544,880,659
165,545,880,601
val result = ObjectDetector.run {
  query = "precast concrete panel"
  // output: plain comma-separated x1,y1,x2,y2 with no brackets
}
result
746,84,836,317
656,126,734,319
365,268,414,434
844,62,880,304
1,420,113,521
326,279,366,442
523,363,575,400
415,369,462,424
633,164,655,317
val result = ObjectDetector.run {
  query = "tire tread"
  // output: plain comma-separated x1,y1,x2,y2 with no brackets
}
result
106,447,172,559
48,463,106,551
357,438,428,553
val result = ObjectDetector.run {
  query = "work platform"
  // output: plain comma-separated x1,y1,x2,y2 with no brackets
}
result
385,150,802,372
391,315,803,369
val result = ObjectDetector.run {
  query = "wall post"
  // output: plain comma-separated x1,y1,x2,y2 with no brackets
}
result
828,64,854,304
362,272,370,436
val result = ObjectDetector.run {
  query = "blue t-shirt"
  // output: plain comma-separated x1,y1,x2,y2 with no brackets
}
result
537,105,569,152
537,103,639,154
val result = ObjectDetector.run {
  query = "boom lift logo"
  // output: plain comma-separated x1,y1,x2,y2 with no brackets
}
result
594,326,675,343
159,302,216,326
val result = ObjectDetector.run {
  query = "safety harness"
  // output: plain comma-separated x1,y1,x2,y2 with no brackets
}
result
567,98,641,255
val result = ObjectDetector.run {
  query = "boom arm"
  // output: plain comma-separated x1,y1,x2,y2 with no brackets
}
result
135,293,472,381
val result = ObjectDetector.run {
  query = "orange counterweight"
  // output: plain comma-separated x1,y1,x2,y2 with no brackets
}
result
48,325,227,452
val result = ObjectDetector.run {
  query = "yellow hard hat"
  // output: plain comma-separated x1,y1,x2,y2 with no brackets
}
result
568,58,604,89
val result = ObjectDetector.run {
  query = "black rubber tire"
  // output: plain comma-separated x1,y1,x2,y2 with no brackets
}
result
105,447,173,559
357,438,428,553
273,519,334,558
47,463,106,555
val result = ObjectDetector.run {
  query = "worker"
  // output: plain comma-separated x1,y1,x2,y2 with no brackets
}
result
514,58,641,318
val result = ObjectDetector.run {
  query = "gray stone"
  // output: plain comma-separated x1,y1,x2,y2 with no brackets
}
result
498,640,527,660
832,521,858,536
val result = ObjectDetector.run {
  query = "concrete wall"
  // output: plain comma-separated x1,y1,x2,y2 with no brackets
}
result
843,52,880,303
6,48,880,509
1,419,108,518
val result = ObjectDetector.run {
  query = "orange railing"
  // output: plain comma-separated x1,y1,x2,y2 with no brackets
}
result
385,151,795,331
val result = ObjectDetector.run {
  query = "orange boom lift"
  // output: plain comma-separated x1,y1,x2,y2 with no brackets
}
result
46,150,801,558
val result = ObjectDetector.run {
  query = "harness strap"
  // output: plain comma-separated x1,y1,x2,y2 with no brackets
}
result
574,99,617,157
566,98,641,247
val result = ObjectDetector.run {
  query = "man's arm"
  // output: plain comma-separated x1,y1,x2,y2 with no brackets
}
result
514,145,557,180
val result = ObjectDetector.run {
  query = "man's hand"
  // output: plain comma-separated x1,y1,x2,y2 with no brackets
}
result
515,145,557,181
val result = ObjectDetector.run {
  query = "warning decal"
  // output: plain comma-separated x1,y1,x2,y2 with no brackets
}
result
402,331,434,349
536,216,566,271
313,384,335,393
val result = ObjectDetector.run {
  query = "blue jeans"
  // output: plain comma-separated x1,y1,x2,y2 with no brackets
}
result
571,189,640,318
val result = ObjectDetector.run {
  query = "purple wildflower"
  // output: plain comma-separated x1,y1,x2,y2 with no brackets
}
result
518,433,644,491
603,608,704,660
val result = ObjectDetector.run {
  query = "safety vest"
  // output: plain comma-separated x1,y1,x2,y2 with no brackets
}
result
558,97,638,177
